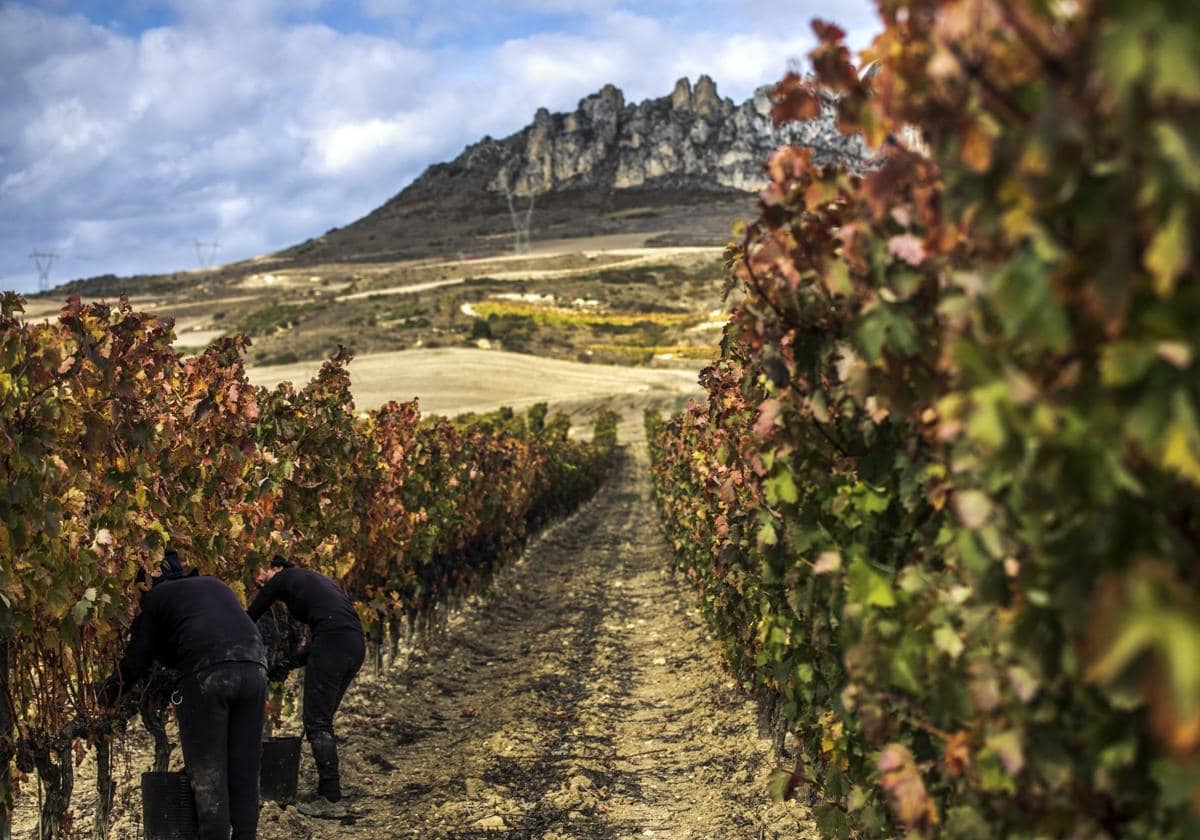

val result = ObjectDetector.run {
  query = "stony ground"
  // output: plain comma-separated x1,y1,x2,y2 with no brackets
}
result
11,443,817,839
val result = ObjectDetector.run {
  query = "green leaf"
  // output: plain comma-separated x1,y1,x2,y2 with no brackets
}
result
990,254,1070,351
846,557,896,608
847,785,869,812
70,597,91,625
857,305,889,362
954,489,994,529
985,730,1025,775
976,749,1018,794
857,302,917,362
1155,121,1200,191
1098,739,1137,771
859,486,889,515
1006,665,1040,703
1101,20,1147,95
1100,341,1157,387
813,803,852,839
767,768,797,801
1151,757,1200,808
757,521,778,547
810,389,830,423
823,260,853,296
943,805,993,839
1127,390,1170,447
1151,26,1200,102
934,625,965,659
891,646,925,696
766,470,799,505
965,383,1008,449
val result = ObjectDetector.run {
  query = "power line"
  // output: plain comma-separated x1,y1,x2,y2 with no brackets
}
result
28,250,57,293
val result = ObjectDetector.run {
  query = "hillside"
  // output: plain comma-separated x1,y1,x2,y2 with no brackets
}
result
278,75,865,267
25,76,869,377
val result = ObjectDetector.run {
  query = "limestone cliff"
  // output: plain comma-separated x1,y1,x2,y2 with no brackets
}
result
414,75,867,199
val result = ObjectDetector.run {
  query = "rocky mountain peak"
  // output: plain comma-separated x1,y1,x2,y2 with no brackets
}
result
669,74,724,117
671,77,692,110
403,75,868,203
691,74,722,116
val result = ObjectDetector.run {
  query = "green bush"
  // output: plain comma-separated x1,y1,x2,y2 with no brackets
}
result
232,302,320,337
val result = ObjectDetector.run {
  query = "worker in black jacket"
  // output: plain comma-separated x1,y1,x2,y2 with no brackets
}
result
102,548,267,840
246,556,364,818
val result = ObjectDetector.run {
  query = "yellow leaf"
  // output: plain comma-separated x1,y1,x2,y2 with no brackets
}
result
228,580,247,608
1162,392,1200,485
1145,204,1191,296
1155,121,1200,191
1163,422,1200,484
960,117,997,173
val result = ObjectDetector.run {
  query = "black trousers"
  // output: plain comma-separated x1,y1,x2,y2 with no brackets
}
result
302,629,365,800
176,662,267,840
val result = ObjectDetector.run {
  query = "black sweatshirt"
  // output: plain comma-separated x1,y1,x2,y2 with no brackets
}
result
246,567,362,637
104,574,266,704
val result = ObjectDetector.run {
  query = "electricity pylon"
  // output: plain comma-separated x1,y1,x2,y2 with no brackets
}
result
194,240,220,268
467,141,537,254
29,250,57,292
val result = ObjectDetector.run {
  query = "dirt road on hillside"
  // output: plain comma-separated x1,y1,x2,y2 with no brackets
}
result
254,446,816,839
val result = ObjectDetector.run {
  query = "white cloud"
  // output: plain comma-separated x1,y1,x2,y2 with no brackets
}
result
0,0,880,293
311,118,420,175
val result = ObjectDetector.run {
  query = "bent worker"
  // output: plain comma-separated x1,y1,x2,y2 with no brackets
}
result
102,548,267,840
247,556,365,819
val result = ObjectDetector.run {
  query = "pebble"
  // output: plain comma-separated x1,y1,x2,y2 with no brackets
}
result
471,814,508,830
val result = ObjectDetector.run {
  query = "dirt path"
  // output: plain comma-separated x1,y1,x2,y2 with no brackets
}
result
260,445,816,839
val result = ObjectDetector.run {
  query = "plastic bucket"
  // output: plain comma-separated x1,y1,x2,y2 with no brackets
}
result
141,771,199,840
260,735,303,804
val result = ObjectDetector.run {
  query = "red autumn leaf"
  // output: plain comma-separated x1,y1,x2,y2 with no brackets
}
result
771,72,821,125
878,744,937,829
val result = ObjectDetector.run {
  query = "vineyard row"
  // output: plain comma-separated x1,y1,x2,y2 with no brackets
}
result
0,292,619,836
647,5,1200,839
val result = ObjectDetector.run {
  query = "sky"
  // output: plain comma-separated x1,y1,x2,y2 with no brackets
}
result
0,0,880,294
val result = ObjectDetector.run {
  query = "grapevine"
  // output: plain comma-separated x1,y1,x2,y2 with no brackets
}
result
0,292,617,836
649,2,1200,836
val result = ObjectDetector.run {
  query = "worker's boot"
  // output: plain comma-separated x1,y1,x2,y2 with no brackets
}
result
297,731,349,819
296,796,349,819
